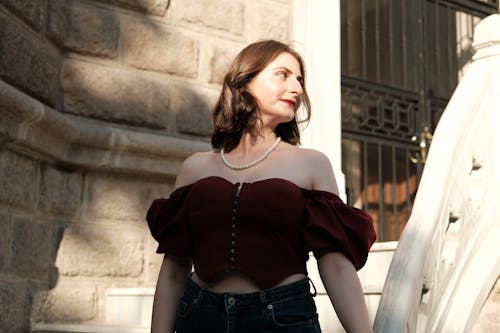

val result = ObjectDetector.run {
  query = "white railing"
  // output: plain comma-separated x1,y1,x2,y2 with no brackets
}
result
373,14,500,333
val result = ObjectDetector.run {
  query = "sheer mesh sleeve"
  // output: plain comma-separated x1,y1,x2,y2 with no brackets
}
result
304,190,376,270
146,185,192,257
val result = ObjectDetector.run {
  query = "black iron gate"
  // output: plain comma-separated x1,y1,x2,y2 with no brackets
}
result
340,0,498,241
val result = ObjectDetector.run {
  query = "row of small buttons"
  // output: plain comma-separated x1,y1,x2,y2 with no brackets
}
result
229,183,243,270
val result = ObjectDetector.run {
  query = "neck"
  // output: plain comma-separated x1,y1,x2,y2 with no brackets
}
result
237,130,279,156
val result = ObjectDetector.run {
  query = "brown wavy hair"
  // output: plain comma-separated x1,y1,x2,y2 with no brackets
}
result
211,40,311,152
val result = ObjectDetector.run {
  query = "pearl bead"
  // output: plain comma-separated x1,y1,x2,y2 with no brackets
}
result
220,137,281,170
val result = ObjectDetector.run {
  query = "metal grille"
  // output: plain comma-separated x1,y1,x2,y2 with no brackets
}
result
341,76,420,141
340,0,498,241
341,77,422,241
342,136,420,241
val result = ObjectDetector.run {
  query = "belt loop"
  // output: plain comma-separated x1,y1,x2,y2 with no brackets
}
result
307,277,317,297
258,290,267,304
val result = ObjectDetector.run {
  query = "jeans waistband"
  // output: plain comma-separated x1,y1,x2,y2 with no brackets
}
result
184,276,316,306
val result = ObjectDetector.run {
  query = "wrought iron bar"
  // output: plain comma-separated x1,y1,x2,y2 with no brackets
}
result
342,75,420,142
340,0,497,241
361,0,367,79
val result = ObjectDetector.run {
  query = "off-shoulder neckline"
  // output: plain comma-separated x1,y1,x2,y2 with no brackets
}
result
172,176,341,199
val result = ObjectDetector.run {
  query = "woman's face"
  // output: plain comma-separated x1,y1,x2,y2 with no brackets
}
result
248,52,304,127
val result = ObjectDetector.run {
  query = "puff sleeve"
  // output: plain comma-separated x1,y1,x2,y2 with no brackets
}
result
146,186,192,257
304,190,376,270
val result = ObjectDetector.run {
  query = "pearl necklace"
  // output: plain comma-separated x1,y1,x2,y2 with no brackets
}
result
220,137,281,170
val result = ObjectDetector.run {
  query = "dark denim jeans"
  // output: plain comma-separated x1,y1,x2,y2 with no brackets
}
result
175,277,321,333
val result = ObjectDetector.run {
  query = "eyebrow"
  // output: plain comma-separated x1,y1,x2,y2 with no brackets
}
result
273,66,303,84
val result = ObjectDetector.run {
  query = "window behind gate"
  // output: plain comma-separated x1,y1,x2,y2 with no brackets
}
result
340,0,498,241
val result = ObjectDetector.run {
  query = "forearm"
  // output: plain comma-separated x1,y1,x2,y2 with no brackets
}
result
318,252,372,333
151,256,191,333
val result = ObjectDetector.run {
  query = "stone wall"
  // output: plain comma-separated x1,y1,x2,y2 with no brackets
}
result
0,0,293,331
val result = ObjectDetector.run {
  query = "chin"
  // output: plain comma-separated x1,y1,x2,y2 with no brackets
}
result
263,110,295,126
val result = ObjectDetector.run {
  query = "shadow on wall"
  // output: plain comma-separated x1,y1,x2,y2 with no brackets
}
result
49,0,214,136
0,151,79,332
0,0,217,331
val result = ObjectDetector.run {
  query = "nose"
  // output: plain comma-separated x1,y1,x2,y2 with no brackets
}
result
290,78,303,96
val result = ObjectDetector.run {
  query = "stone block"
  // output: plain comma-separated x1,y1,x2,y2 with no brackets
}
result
86,173,155,222
1,0,43,30
56,225,144,277
38,164,83,219
0,13,59,106
171,84,216,136
178,0,244,35
62,59,171,128
0,213,10,271
32,283,96,323
0,79,41,141
0,150,37,211
98,0,169,16
208,45,237,85
0,282,29,333
149,180,174,199
123,20,199,78
146,237,163,284
47,0,120,58
10,216,53,281
145,179,173,283
249,4,290,42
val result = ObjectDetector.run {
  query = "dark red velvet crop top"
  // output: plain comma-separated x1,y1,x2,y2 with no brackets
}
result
146,176,376,289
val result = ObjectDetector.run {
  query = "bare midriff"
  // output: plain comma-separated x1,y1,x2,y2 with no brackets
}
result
191,271,307,293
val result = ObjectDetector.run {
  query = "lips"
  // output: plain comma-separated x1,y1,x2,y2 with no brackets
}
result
280,99,296,107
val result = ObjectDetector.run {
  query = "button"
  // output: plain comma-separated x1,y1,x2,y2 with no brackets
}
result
228,297,236,305
231,240,235,245
232,224,236,229
230,249,235,253
232,216,236,221
267,304,273,310
230,257,236,262
232,232,236,237
234,201,238,205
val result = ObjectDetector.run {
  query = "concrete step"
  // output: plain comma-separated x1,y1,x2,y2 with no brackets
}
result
31,323,147,333
308,241,397,333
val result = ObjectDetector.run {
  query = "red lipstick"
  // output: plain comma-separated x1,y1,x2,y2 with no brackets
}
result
281,99,296,107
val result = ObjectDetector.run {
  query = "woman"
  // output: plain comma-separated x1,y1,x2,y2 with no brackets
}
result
147,40,376,333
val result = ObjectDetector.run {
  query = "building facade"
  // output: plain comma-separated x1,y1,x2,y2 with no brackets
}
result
0,0,498,332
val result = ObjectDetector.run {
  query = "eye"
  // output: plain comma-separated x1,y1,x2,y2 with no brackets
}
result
275,71,287,79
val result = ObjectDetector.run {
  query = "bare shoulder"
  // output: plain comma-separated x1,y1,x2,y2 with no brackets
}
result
298,148,339,194
174,151,215,189
296,147,329,162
